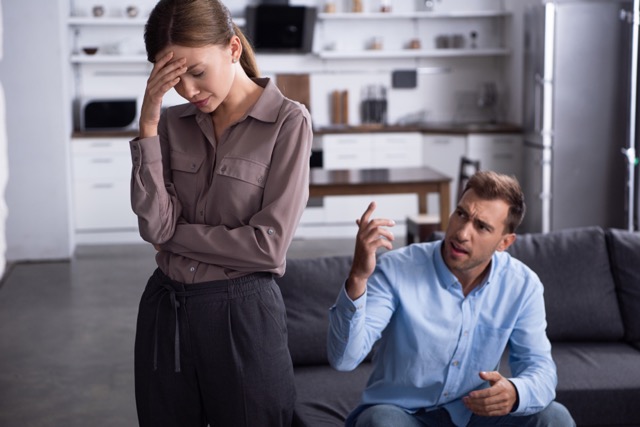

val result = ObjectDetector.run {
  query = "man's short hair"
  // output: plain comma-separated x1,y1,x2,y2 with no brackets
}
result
461,171,526,234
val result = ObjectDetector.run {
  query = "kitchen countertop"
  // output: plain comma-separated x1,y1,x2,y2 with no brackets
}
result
313,122,523,135
71,122,523,139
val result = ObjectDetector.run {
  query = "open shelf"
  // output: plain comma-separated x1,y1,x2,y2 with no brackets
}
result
316,48,510,60
318,11,510,20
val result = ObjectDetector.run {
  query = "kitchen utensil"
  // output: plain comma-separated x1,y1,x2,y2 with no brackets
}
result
361,84,387,125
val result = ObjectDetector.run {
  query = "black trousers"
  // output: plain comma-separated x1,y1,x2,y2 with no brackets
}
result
134,268,295,427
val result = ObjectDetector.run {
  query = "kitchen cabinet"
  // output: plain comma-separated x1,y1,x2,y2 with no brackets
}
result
466,133,523,179
305,132,423,237
322,132,422,170
70,137,142,244
422,134,467,216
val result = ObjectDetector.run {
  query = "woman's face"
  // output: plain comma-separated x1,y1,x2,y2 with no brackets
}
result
157,40,239,113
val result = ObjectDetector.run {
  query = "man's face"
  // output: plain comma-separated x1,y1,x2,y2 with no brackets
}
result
441,189,515,284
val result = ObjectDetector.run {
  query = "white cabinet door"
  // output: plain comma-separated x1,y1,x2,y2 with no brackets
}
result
466,134,523,180
372,133,423,168
73,180,137,230
422,134,467,215
71,138,138,232
322,134,374,169
322,132,422,170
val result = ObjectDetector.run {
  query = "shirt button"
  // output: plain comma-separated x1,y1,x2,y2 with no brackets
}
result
267,228,275,235
133,157,139,162
200,210,204,216
443,392,449,397
132,145,138,150
452,361,459,367
190,163,196,170
257,175,264,184
189,267,195,272
221,165,227,172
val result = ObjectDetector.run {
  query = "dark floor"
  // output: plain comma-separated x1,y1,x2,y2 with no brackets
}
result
0,237,365,427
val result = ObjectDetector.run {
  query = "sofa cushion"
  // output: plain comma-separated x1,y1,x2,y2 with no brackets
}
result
276,256,353,366
606,228,640,345
552,342,640,426
506,227,624,342
293,363,373,427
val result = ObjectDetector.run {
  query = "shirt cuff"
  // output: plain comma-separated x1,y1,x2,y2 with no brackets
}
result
508,377,527,415
130,135,162,164
333,282,366,318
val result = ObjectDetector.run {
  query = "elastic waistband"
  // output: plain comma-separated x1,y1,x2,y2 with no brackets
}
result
152,268,274,299
150,268,275,373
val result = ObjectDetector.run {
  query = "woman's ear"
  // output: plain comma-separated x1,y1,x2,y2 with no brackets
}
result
230,35,242,62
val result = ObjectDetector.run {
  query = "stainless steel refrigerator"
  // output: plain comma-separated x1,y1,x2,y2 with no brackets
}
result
522,0,639,233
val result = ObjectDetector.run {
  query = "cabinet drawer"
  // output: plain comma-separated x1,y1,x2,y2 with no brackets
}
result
372,133,422,168
73,180,138,230
322,134,374,169
72,153,132,179
71,138,132,155
323,149,373,169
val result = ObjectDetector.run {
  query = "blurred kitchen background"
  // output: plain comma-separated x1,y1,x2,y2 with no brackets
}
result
0,0,638,264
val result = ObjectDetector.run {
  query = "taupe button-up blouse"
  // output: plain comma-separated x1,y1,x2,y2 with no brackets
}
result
130,78,312,283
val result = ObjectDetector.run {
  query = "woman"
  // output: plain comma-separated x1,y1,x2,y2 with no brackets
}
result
129,0,312,426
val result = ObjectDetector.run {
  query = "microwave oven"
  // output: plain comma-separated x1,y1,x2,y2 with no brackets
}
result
74,98,138,132
244,5,316,53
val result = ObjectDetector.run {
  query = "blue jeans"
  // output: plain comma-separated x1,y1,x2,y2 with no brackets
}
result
354,402,575,427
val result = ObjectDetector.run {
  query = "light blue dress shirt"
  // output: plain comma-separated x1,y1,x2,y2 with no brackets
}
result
327,241,557,427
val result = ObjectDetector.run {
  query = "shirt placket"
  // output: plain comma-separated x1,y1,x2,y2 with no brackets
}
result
439,292,472,403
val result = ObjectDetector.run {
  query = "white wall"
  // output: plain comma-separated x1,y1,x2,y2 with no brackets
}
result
0,0,73,261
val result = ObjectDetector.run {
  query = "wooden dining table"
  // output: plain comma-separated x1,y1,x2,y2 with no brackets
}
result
309,166,452,231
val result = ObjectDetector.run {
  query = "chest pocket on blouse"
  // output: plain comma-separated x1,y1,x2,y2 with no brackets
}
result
215,157,269,226
169,151,204,214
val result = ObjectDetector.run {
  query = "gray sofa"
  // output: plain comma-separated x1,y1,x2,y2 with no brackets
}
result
275,226,640,427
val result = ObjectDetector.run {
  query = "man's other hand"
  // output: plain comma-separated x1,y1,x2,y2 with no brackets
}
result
463,371,518,416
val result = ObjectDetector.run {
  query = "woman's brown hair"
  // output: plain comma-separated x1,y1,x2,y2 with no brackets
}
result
144,0,259,78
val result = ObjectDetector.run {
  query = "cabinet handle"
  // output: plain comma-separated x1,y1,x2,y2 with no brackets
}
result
91,158,114,164
89,142,113,148
332,139,360,145
92,183,114,189
433,139,450,145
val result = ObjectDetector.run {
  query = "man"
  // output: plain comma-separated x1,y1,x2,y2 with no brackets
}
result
327,171,574,427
